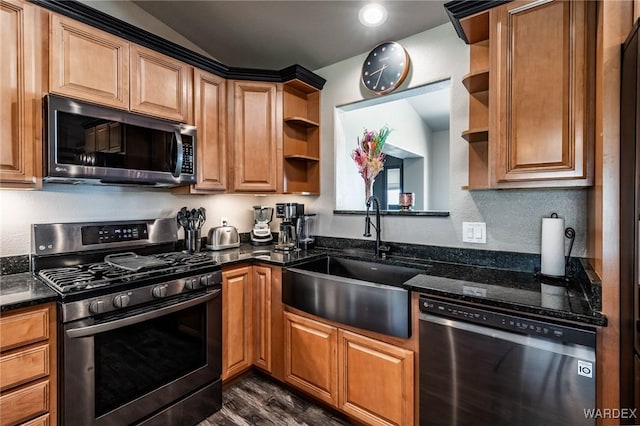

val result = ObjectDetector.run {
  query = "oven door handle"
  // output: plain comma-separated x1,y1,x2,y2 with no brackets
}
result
66,290,219,339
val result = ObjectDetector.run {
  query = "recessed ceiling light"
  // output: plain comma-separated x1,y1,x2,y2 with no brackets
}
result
359,3,388,27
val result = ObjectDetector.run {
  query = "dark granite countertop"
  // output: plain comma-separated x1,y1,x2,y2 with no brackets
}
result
0,272,59,312
290,247,606,328
0,242,606,328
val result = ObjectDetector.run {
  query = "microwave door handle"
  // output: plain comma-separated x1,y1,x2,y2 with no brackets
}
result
172,129,184,178
65,290,219,338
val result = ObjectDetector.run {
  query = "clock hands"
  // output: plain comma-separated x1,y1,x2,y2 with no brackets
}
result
368,64,387,89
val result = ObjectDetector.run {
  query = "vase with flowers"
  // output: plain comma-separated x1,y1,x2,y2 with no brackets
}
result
351,126,392,204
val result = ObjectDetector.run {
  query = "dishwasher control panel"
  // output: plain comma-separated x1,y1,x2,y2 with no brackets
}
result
419,296,596,347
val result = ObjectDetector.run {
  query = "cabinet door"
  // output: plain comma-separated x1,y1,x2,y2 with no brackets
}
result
283,312,338,406
491,0,594,187
49,14,129,109
0,0,46,188
130,44,192,123
229,81,282,192
221,266,252,381
193,69,227,191
252,265,272,372
338,329,414,426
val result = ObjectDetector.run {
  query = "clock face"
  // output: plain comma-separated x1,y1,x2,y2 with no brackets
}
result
361,41,410,95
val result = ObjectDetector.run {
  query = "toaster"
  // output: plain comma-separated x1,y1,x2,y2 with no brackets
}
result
206,223,240,250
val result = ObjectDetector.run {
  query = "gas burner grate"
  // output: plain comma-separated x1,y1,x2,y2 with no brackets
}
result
37,252,218,294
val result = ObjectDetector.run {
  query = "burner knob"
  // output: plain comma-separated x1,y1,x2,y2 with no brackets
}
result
89,300,106,315
185,278,199,290
200,275,209,287
152,285,168,298
113,294,130,309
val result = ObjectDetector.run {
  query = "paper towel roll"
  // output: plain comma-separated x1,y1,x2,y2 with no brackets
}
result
541,216,565,276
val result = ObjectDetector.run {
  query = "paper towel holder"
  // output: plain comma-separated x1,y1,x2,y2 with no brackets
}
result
540,212,576,279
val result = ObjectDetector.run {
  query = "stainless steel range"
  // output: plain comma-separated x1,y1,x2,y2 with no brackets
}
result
31,218,222,426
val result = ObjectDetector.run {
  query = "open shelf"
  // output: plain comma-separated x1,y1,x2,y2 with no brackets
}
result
460,10,489,44
282,79,321,194
462,127,489,143
284,116,319,128
462,69,489,94
461,10,491,190
284,154,319,161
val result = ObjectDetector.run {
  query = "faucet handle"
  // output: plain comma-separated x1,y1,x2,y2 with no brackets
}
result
363,216,372,237
378,245,391,258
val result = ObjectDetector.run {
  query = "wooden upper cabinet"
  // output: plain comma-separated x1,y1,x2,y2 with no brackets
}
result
192,69,227,192
130,44,192,123
50,13,129,110
0,0,47,189
490,0,594,187
229,80,282,192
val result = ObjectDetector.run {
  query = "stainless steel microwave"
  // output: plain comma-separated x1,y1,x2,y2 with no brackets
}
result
44,94,196,187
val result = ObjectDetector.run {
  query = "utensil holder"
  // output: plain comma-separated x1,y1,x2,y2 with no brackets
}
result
185,229,201,253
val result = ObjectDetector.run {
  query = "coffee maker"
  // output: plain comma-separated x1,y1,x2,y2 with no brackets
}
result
297,213,315,249
275,203,303,251
250,206,274,245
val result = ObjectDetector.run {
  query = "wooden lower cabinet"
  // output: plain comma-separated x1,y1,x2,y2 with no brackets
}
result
284,311,338,406
222,263,282,381
221,266,253,381
338,330,414,426
252,265,272,373
0,303,57,426
283,311,414,425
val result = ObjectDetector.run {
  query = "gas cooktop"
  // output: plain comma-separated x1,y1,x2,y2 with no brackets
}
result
38,251,217,294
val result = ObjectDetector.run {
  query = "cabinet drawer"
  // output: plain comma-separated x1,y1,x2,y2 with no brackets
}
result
0,380,49,426
0,345,49,391
0,308,49,351
21,414,49,426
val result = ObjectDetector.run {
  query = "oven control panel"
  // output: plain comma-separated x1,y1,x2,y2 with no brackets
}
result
419,296,596,348
65,270,222,322
82,223,149,245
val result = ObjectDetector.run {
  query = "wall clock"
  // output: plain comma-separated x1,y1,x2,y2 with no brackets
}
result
361,41,410,95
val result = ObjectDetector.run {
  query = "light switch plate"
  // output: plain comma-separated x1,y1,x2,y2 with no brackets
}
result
462,222,486,244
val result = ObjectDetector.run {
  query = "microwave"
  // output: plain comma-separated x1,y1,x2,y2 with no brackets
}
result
44,94,196,187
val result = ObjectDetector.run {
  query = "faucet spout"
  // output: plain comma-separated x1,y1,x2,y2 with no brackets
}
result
364,196,389,258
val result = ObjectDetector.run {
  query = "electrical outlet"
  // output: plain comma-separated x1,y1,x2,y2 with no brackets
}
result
462,222,486,244
220,217,228,226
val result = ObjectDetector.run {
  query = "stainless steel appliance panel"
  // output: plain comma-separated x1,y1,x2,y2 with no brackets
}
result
45,94,196,187
419,297,596,426
62,290,221,426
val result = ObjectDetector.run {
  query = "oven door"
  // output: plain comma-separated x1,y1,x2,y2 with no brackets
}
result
62,290,221,426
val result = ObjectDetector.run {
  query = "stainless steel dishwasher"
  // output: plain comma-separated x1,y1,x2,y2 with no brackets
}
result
419,296,596,426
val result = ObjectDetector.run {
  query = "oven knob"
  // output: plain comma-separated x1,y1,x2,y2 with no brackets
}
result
113,294,130,308
200,275,209,287
152,285,168,298
185,278,199,290
89,300,105,315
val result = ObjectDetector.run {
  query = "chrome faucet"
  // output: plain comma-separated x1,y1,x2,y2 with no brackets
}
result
364,195,390,258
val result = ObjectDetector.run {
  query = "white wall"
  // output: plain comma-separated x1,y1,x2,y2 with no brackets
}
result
303,23,587,256
429,130,450,210
0,186,262,256
0,14,587,258
78,0,214,59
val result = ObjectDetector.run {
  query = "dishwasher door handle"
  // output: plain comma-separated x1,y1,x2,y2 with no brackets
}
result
420,312,595,361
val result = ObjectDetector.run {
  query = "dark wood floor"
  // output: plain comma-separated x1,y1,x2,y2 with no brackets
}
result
198,373,351,426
